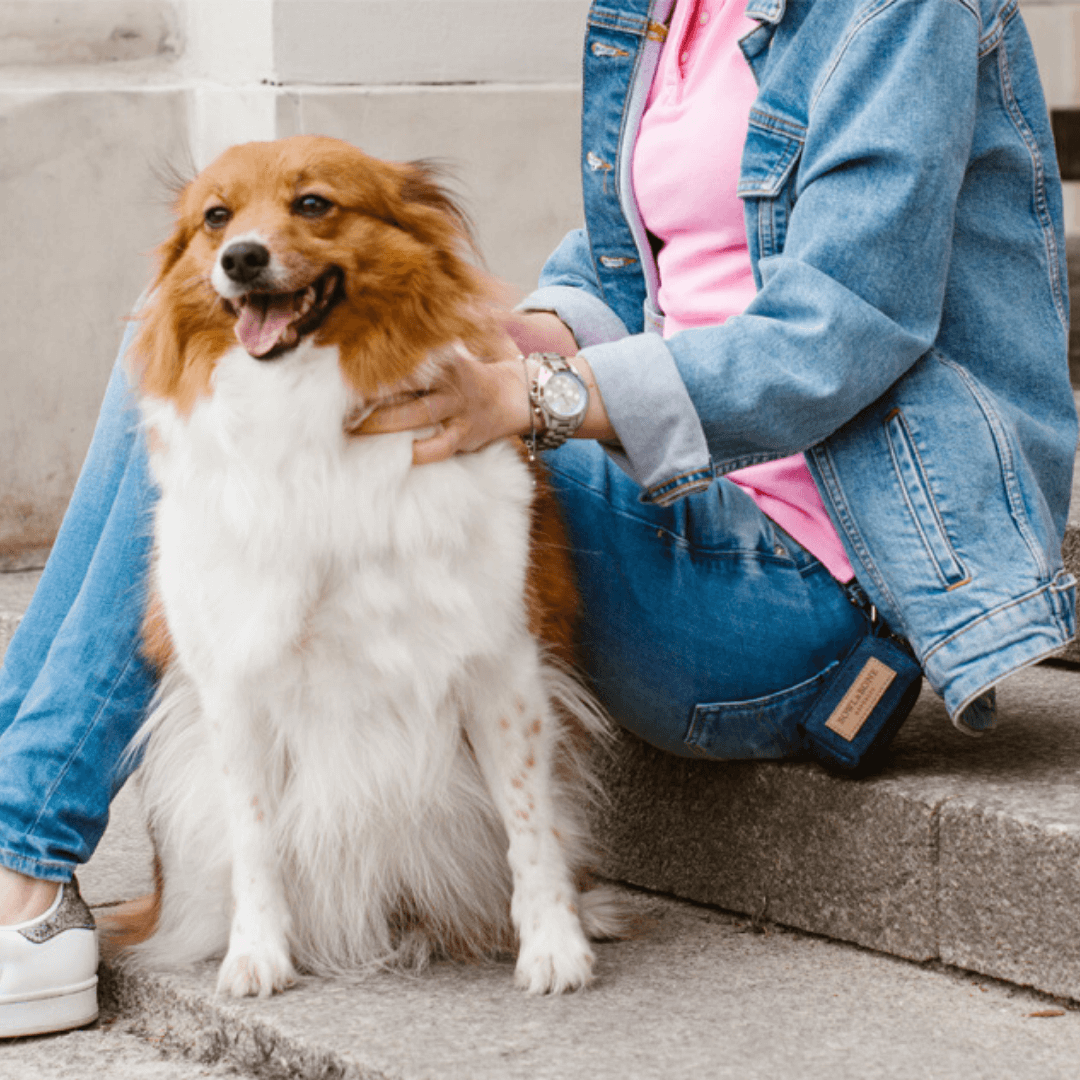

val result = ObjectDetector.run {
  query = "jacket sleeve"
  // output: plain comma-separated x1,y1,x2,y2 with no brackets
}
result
516,228,631,348
569,0,981,503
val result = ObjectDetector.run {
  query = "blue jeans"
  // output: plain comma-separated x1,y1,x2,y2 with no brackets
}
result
0,325,158,882
0,349,869,881
543,441,868,759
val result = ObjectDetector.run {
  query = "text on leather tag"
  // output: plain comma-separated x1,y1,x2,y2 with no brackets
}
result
824,657,897,741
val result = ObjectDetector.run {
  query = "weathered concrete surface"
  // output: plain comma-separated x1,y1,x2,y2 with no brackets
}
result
273,0,591,86
98,891,1080,1080
0,1018,238,1080
591,663,1080,1000
0,1,179,68
932,669,1080,1001
590,734,943,962
0,87,187,559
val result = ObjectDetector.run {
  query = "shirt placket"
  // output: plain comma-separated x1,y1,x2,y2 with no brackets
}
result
678,0,712,77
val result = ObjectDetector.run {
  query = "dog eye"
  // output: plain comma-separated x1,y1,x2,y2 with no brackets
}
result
204,206,231,230
294,194,333,218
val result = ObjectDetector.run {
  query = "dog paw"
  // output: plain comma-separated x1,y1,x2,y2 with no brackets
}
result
514,911,595,994
216,943,296,998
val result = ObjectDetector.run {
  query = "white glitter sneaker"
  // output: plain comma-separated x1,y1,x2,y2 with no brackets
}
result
0,878,98,1037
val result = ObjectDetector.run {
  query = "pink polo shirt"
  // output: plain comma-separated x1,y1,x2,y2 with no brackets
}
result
632,0,855,582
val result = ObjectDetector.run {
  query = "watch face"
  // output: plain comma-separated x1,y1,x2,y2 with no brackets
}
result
544,371,587,420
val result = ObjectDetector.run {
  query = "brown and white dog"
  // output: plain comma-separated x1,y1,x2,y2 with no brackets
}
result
106,136,621,996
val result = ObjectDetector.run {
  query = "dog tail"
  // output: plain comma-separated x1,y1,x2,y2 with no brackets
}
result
96,855,162,960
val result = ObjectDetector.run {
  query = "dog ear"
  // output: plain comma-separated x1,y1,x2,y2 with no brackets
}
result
128,212,232,413
152,221,196,287
399,160,481,260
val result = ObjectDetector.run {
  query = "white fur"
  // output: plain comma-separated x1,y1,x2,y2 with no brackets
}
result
132,339,617,996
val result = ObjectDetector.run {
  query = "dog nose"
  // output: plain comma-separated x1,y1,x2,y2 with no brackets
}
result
220,241,271,285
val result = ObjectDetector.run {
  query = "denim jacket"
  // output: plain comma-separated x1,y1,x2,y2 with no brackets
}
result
520,0,1078,727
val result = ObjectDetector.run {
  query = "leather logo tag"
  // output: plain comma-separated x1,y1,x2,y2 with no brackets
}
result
824,657,897,742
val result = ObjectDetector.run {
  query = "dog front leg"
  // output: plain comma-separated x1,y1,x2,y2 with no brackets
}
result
199,682,296,998
464,658,595,994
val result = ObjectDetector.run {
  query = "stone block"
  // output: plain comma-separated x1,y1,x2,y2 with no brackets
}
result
590,729,942,962
592,662,1080,985
0,1,178,68
273,0,591,87
1020,1,1080,110
0,88,187,554
931,665,1080,998
939,802,1080,1000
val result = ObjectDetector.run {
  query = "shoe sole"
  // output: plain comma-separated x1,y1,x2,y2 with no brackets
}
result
0,977,98,1038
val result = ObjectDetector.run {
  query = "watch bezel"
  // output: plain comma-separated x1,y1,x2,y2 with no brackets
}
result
540,368,589,421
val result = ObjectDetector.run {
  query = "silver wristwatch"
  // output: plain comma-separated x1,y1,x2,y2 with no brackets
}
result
527,353,589,453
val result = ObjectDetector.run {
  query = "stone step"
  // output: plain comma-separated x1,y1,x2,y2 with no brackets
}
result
75,674,1080,1078
2,571,1080,1073
591,663,1080,1001
90,885,1080,1080
1,569,1080,1003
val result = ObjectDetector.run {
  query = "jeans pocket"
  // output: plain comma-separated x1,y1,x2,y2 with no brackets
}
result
684,661,839,761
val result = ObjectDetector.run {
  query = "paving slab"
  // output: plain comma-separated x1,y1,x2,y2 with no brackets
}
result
0,1016,239,1080
96,890,1080,1080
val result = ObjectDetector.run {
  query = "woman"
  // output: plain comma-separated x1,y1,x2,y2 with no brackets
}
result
0,0,1074,1036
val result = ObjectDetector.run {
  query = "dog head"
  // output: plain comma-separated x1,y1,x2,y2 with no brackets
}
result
133,136,494,411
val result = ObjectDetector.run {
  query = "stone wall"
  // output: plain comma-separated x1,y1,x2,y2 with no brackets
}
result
0,0,1075,560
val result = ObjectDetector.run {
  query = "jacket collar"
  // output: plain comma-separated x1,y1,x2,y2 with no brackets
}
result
745,0,786,23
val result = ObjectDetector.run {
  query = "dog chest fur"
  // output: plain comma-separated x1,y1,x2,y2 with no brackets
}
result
134,340,551,974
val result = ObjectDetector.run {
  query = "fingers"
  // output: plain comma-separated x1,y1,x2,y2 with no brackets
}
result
411,420,466,466
350,351,531,464
358,391,454,435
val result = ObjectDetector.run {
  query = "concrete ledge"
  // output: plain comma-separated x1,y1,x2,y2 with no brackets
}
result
590,733,941,962
591,663,1080,1000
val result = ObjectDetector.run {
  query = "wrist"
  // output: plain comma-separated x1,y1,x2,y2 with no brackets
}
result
522,353,590,455
503,310,578,358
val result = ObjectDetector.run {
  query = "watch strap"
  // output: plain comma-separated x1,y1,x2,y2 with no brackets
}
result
527,353,588,454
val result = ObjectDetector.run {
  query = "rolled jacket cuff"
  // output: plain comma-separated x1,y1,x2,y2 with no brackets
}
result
516,285,630,349
580,332,714,505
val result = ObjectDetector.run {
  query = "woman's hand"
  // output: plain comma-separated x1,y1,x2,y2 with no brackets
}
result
355,310,617,466
357,346,532,466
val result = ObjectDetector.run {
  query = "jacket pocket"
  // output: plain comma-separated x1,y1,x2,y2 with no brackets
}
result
684,661,838,761
737,110,805,260
883,407,970,588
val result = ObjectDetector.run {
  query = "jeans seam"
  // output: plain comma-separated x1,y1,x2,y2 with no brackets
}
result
0,844,73,881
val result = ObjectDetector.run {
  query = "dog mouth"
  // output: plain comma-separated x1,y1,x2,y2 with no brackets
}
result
224,267,344,360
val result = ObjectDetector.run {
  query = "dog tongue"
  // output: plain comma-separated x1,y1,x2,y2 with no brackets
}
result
235,294,296,357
